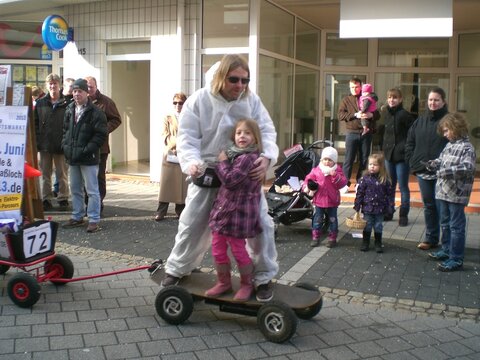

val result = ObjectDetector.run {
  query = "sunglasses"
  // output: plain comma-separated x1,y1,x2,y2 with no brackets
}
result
227,76,250,85
173,101,184,105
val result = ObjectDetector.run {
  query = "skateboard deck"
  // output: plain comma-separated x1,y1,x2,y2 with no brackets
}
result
150,265,322,310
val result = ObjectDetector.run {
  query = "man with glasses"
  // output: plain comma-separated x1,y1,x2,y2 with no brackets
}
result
161,54,279,302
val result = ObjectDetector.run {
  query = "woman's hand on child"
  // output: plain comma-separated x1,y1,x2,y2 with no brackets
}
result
249,156,269,182
218,151,228,162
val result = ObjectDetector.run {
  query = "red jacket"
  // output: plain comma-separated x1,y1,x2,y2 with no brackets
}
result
303,165,348,208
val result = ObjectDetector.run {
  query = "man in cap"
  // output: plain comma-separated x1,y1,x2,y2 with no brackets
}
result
62,78,107,233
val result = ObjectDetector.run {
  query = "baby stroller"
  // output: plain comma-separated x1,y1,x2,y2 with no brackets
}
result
266,140,333,237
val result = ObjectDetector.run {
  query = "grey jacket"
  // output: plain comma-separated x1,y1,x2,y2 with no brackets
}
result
428,137,476,205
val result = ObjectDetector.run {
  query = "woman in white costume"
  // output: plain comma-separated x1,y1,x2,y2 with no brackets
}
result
162,54,279,301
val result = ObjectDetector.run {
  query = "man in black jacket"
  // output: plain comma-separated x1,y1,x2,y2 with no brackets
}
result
34,73,70,211
62,79,107,233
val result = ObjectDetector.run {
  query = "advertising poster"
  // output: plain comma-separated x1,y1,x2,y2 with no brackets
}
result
0,65,11,106
0,106,28,224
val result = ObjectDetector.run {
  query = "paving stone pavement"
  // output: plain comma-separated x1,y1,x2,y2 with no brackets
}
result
0,177,479,359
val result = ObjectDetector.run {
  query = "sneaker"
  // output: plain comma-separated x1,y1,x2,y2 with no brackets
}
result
438,259,463,272
310,239,319,247
161,274,180,287
63,219,85,228
43,200,53,211
256,282,274,302
326,240,337,248
417,242,438,250
86,223,100,233
428,249,449,261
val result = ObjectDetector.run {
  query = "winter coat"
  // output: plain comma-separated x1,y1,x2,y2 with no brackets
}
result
177,88,278,174
34,94,70,154
209,151,262,238
382,104,415,163
405,106,448,175
428,137,476,205
354,173,395,215
158,113,187,204
303,165,348,208
359,94,377,113
338,94,380,134
62,100,108,166
90,90,122,154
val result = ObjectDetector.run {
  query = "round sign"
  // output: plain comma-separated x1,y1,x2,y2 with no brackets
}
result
42,15,69,51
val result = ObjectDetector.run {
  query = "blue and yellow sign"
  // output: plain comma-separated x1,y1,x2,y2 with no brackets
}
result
41,15,69,51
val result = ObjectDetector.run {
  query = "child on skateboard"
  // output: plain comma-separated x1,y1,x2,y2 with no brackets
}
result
207,119,263,301
354,153,395,253
302,147,348,248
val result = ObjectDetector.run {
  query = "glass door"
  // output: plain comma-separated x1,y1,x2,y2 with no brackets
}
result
457,76,480,163
323,73,366,148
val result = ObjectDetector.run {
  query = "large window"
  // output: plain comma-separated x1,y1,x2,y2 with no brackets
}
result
294,65,318,148
260,1,294,58
296,19,320,66
378,38,449,67
202,0,249,48
258,55,293,158
325,33,367,66
458,33,480,67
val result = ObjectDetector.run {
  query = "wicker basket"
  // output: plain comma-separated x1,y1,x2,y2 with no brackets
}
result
346,212,366,230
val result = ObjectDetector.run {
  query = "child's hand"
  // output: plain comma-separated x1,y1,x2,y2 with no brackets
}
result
330,168,336,177
218,151,228,161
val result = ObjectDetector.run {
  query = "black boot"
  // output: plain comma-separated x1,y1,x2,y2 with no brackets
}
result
360,230,371,252
398,208,409,227
374,232,383,253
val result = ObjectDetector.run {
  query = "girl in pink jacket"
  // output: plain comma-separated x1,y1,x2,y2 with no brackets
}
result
303,147,348,247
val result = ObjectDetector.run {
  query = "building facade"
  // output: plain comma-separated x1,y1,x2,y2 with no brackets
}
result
1,0,479,181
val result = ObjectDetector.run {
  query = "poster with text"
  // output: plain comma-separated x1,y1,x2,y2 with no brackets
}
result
0,106,28,224
0,65,11,106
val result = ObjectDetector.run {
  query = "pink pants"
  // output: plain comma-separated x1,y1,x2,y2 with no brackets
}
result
211,232,252,267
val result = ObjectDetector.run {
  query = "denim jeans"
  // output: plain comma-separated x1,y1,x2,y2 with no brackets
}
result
312,207,338,234
364,213,384,234
69,165,100,223
438,200,466,262
385,160,410,211
342,132,372,183
416,176,442,245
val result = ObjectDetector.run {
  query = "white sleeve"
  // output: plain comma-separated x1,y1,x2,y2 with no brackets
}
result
251,94,279,166
177,93,203,174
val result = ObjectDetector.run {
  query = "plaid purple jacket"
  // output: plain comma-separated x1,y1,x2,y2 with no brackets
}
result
209,151,262,238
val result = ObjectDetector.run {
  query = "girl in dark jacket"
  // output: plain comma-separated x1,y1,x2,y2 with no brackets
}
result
354,153,395,253
382,88,415,226
405,87,449,250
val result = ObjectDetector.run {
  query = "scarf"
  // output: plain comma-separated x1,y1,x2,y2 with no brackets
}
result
225,143,258,162
319,163,337,176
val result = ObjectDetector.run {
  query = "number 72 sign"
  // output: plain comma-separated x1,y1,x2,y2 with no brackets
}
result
22,222,53,259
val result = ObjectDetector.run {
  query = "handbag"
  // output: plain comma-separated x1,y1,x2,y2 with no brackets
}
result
192,167,221,188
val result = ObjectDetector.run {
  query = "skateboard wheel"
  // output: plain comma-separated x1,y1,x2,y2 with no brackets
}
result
7,273,41,308
45,254,74,285
257,301,297,343
155,286,193,325
0,264,10,275
294,282,323,320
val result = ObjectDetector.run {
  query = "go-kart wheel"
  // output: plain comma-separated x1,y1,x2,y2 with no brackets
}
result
257,301,297,343
45,254,74,285
155,286,193,325
293,282,323,320
0,264,10,275
7,273,41,308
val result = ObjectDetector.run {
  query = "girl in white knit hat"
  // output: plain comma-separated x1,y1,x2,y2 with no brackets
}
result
302,147,348,247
